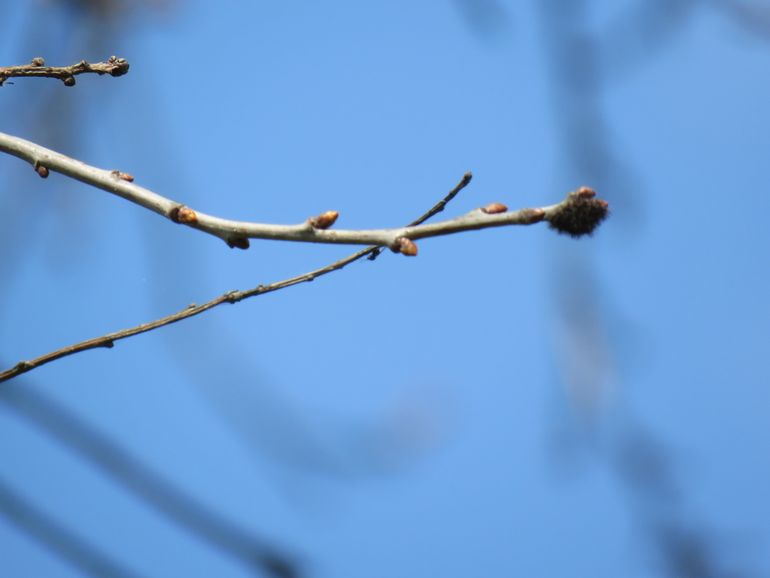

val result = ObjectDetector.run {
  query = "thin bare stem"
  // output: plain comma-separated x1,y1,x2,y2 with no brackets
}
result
0,56,129,87
0,131,606,253
0,173,479,383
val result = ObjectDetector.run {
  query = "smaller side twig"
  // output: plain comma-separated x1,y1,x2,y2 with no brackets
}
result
0,56,129,87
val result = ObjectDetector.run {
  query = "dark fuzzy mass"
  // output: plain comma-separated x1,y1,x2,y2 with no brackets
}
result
548,196,609,237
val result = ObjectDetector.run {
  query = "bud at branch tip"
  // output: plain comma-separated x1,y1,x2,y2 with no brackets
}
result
547,186,609,237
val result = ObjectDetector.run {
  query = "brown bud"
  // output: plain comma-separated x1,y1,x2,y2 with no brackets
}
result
176,207,198,224
521,207,546,224
33,161,49,178
62,76,76,87
481,202,508,215
169,205,197,224
394,237,418,256
226,236,250,250
31,57,45,67
309,210,339,229
111,170,135,182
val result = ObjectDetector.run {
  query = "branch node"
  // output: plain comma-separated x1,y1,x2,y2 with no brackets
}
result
548,186,609,237
367,248,383,261
102,339,115,349
391,237,418,256
308,210,339,230
177,207,198,224
225,290,243,303
521,207,546,224
481,202,508,214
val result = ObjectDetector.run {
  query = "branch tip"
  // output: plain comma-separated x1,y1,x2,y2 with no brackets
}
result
481,202,508,214
309,210,339,230
106,55,130,77
548,187,609,237
574,186,597,199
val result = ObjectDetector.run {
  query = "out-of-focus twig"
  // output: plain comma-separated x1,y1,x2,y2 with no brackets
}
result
0,478,146,578
0,381,300,578
716,0,770,38
0,56,129,86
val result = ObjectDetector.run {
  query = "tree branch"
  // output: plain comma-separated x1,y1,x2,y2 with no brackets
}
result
0,171,608,383
0,131,607,254
0,56,129,87
0,174,479,383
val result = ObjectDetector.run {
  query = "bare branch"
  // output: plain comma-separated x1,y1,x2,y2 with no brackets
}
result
0,172,472,382
0,177,607,383
0,479,145,578
0,56,129,87
0,132,607,254
0,174,475,383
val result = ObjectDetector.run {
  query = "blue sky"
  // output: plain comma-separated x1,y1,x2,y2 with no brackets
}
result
1,1,769,577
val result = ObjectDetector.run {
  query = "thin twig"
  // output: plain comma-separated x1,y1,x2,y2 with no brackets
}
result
0,173,480,383
0,131,606,254
0,56,129,87
0,479,146,578
0,384,300,577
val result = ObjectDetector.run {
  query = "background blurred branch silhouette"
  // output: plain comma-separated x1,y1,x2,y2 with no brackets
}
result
1,1,769,577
